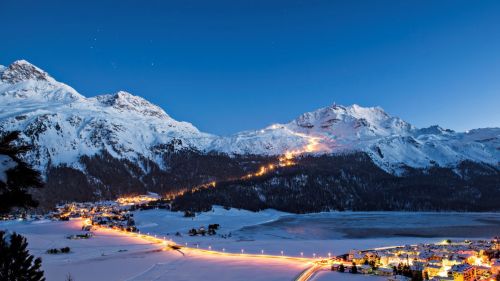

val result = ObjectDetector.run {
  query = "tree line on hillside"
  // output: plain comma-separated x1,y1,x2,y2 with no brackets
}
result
171,154,500,213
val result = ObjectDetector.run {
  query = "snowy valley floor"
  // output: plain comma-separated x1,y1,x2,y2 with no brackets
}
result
1,208,500,281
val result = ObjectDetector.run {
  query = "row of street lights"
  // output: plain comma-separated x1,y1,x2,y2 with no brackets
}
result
181,241,333,259
111,226,335,260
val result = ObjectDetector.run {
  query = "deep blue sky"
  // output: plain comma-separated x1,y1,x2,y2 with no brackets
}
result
1,0,499,135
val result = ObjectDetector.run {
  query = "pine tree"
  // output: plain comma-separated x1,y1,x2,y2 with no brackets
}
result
0,231,45,281
0,131,43,214
351,262,358,274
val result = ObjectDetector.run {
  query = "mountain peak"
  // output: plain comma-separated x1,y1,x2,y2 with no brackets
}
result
1,60,54,83
293,103,397,130
95,91,170,119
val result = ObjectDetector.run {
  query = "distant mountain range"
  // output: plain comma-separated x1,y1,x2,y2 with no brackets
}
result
1,60,499,211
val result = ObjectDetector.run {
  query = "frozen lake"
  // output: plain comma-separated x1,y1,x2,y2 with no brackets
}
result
133,208,500,257
236,212,500,240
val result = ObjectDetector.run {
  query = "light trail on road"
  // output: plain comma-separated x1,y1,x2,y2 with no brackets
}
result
90,221,326,281
295,263,326,281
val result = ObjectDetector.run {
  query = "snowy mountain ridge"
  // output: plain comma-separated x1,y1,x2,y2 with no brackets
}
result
0,60,498,176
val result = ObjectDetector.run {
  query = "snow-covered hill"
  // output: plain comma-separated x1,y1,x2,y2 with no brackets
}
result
0,60,498,176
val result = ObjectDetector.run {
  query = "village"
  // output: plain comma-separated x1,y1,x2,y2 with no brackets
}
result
331,238,500,281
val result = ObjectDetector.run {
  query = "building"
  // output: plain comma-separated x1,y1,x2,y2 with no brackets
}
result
491,260,500,275
424,264,443,279
387,275,411,281
375,267,394,276
450,264,475,281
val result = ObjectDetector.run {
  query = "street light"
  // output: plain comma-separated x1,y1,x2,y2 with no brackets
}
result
300,252,304,257
241,249,244,254
313,253,316,258
261,249,264,254
328,252,331,258
281,250,284,256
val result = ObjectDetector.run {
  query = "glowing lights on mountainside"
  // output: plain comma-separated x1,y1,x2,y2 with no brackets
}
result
166,128,330,198
244,130,328,179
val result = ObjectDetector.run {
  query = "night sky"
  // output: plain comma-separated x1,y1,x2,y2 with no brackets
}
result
1,0,499,135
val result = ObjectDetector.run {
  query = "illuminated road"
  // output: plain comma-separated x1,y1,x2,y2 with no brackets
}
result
295,263,326,281
92,223,326,281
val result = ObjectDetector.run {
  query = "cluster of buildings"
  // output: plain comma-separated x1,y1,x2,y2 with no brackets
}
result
51,194,165,232
341,238,500,281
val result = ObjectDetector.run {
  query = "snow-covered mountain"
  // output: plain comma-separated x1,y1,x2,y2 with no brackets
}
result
0,60,498,177
0,60,216,173
214,104,499,172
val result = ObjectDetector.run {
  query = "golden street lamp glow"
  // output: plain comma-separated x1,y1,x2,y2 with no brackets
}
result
83,219,325,281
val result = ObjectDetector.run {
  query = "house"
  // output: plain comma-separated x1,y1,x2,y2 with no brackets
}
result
424,264,443,279
450,264,475,281
348,250,365,263
387,275,411,281
491,260,500,275
429,277,453,281
330,264,340,271
474,265,490,277
365,251,378,262
375,267,394,276
359,264,372,274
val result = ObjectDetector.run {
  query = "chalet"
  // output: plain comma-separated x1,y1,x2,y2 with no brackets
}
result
450,264,475,281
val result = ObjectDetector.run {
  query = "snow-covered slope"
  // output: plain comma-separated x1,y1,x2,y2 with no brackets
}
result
0,60,216,172
0,60,498,175
213,105,499,172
